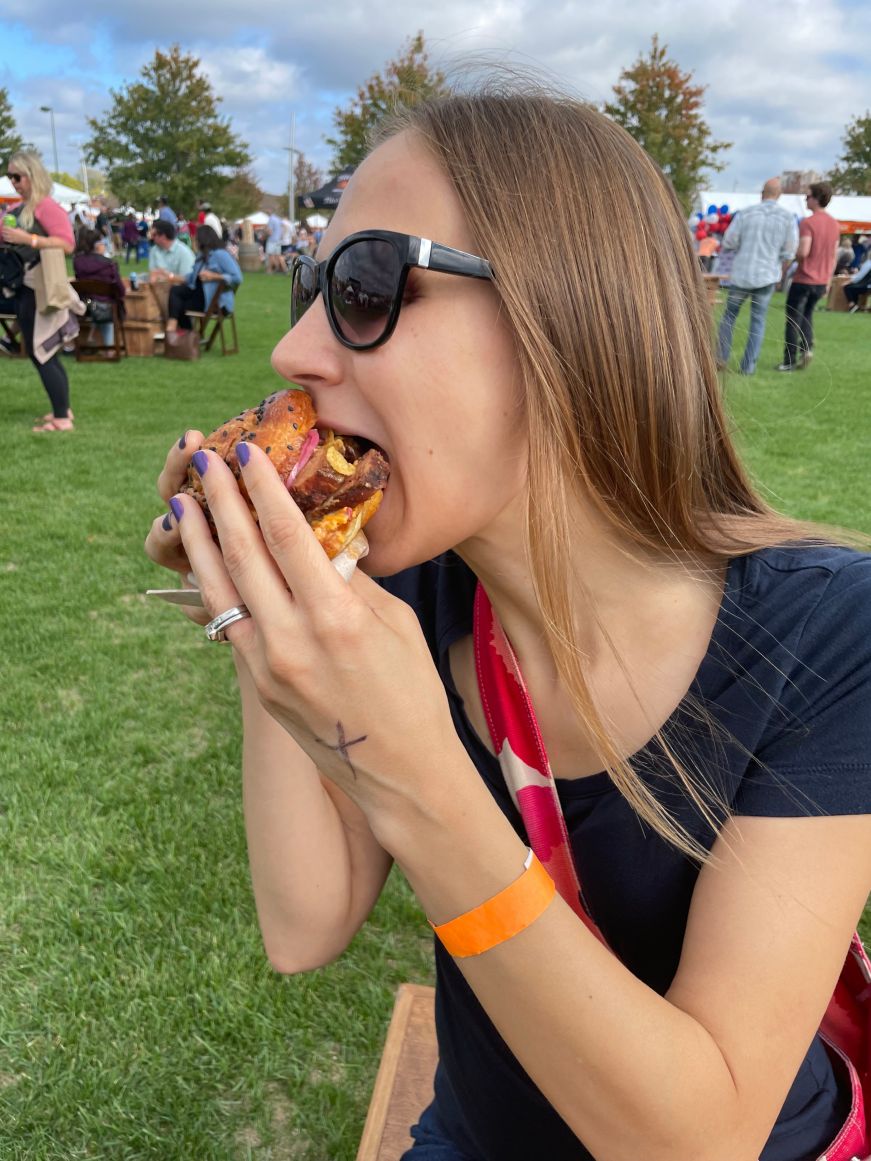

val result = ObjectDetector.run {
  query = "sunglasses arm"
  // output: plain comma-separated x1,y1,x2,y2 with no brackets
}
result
417,238,493,282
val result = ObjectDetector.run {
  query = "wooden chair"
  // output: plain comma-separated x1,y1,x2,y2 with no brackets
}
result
185,281,239,355
0,306,23,356
356,984,438,1161
71,278,127,362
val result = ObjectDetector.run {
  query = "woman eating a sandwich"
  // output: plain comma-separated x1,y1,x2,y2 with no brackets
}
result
145,88,871,1161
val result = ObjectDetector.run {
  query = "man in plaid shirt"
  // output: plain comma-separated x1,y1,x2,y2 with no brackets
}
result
716,179,798,375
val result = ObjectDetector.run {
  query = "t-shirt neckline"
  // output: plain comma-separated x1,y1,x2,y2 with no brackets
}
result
438,554,748,799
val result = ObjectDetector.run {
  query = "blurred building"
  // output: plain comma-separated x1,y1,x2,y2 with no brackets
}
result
780,170,825,194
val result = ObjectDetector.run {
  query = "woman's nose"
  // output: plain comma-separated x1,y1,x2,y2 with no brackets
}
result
271,295,344,389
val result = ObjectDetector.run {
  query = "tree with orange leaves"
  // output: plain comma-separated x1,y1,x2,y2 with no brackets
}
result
604,35,730,214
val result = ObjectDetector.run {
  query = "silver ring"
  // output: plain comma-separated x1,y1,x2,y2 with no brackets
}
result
204,604,251,643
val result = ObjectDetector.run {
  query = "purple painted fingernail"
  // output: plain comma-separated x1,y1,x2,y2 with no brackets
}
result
169,497,184,521
177,432,187,450
161,512,172,532
236,441,250,467
190,451,208,476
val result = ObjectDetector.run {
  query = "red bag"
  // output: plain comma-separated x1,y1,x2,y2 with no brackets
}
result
473,582,871,1161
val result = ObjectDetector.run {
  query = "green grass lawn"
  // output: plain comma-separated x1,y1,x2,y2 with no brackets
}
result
0,273,868,1159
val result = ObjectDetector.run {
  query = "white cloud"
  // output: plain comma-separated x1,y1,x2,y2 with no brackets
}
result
196,47,302,108
5,0,870,193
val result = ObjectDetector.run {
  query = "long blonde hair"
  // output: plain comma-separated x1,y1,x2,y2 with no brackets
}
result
383,87,843,860
8,150,53,230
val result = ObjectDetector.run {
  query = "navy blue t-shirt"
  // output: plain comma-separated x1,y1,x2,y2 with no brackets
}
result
379,544,871,1161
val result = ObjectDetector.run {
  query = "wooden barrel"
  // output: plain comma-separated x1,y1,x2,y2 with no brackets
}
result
125,287,162,323
124,322,158,357
237,242,262,273
827,274,852,312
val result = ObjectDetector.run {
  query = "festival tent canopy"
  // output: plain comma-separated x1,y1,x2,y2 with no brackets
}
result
0,177,90,206
306,213,329,228
697,190,871,232
239,211,270,225
301,168,356,210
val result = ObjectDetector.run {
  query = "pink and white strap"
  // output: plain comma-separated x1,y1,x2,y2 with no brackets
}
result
472,580,870,1161
473,582,607,945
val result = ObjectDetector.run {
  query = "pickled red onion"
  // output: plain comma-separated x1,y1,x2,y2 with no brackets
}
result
287,429,321,485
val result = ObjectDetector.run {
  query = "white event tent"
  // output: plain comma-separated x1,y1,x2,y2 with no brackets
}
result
0,176,91,207
698,191,871,232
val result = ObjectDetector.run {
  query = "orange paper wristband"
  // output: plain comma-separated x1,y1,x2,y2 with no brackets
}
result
430,850,556,958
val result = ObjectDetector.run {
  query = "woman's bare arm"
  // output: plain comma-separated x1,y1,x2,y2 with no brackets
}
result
391,803,871,1161
236,654,393,974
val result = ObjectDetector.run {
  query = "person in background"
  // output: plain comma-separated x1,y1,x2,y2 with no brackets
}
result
121,212,140,263
265,209,284,272
716,178,797,376
778,182,841,372
834,236,855,275
94,203,115,257
1,150,77,432
165,224,241,341
199,202,223,240
851,234,869,268
280,216,294,258
696,230,719,272
157,196,178,227
843,253,871,312
149,219,195,286
146,91,871,1161
73,226,126,351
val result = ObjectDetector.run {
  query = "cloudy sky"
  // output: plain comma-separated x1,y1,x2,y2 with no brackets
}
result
1,0,868,203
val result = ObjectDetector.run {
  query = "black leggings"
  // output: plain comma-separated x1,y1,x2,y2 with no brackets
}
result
168,282,205,330
783,282,826,365
15,286,71,419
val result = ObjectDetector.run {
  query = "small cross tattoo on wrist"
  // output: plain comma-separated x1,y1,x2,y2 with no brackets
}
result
314,721,367,779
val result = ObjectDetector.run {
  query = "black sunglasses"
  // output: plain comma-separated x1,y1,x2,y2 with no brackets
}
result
7,173,23,183
291,229,494,351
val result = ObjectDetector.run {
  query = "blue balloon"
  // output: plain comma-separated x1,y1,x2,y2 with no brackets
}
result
695,212,704,220
719,204,729,214
707,204,718,215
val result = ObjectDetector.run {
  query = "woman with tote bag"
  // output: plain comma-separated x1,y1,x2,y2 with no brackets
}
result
1,150,77,432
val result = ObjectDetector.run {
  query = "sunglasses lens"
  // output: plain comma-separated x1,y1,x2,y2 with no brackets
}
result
291,260,318,325
330,239,400,347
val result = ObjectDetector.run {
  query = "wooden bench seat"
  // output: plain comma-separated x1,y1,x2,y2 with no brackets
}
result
356,984,437,1161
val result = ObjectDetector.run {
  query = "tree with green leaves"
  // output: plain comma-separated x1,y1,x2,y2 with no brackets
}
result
85,45,251,211
52,171,84,191
220,168,264,221
280,152,325,217
828,112,871,195
604,35,730,213
326,32,449,170
0,87,26,161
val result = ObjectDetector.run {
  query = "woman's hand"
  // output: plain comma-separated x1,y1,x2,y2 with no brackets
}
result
1,224,32,246
165,442,459,833
144,430,207,624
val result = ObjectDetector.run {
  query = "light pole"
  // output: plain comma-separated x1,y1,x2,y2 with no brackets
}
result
282,113,298,223
79,148,90,201
40,105,59,176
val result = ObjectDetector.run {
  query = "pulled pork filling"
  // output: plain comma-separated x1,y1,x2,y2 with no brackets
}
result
289,432,390,523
